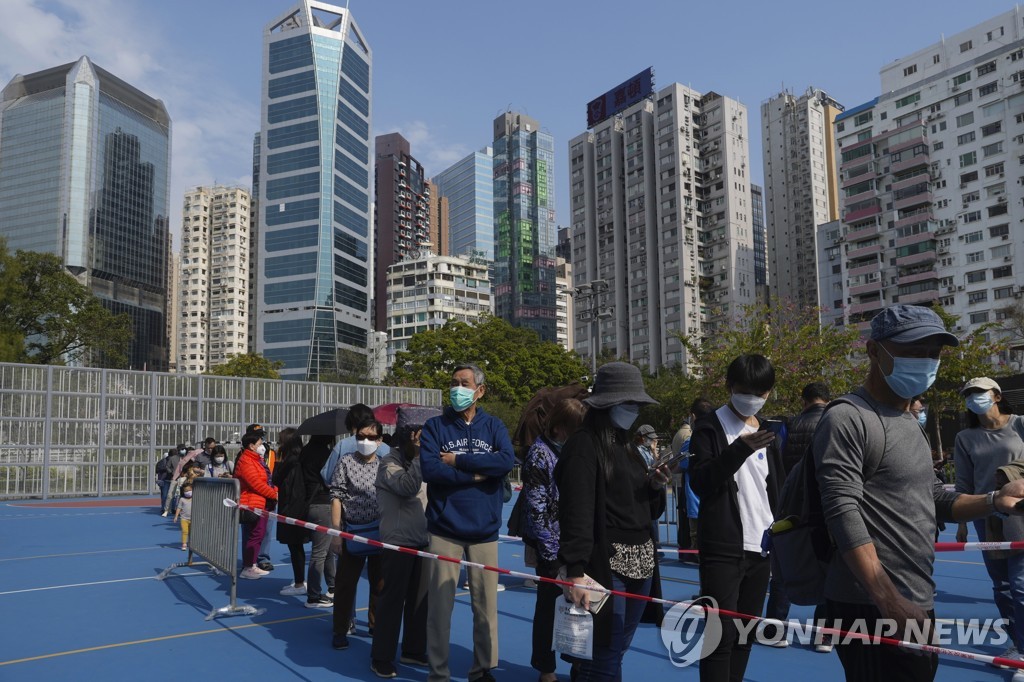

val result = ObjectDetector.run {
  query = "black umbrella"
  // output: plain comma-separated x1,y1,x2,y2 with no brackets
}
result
294,407,350,436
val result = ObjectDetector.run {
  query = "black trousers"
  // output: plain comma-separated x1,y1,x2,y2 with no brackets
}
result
370,549,428,663
826,600,938,682
698,550,771,682
531,561,561,674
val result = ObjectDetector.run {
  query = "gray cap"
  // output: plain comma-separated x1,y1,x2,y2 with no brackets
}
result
637,424,657,438
584,362,658,410
870,305,959,347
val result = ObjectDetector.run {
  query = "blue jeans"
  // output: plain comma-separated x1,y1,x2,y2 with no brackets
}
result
973,520,1024,650
156,479,170,511
258,514,276,564
574,573,652,682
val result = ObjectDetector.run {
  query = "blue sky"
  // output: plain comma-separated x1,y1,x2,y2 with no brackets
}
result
0,0,1012,246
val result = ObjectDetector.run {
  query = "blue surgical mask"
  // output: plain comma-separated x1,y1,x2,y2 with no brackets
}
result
609,404,641,430
917,411,928,427
450,386,477,412
878,344,940,399
966,393,994,415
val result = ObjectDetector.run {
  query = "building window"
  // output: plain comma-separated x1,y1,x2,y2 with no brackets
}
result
956,112,974,127
983,142,1004,157
966,251,985,264
959,152,977,168
957,131,976,145
954,91,973,106
968,290,988,304
978,82,999,97
981,121,1002,136
977,61,997,76
965,230,984,243
963,210,982,223
993,265,1013,279
966,270,986,284
903,64,917,77
984,162,1004,177
854,111,873,126
959,40,973,53
953,72,972,86
969,311,990,324
895,92,920,109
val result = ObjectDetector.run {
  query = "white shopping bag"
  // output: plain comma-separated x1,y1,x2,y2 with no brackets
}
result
553,598,594,660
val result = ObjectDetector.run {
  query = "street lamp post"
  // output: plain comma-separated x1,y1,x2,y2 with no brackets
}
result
574,279,612,377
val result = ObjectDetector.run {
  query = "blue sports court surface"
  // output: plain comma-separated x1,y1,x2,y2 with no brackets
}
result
0,493,1018,681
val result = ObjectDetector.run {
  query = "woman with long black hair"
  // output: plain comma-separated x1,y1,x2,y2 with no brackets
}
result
556,362,669,680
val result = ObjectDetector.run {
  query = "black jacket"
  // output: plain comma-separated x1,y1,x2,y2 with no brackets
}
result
689,410,784,558
555,428,665,646
782,403,826,475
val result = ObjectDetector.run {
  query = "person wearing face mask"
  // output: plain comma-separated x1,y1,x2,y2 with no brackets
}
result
555,362,669,681
521,398,587,682
157,444,186,515
330,417,387,650
420,363,515,682
953,377,1024,668
235,431,279,580
173,483,194,551
206,445,233,478
688,354,784,682
814,305,1024,682
174,437,218,479
246,424,279,573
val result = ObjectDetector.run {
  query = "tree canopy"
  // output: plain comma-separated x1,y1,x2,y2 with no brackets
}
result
387,314,589,409
677,300,865,417
0,241,132,366
205,352,283,379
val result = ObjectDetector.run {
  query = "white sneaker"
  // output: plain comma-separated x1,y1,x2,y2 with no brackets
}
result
1012,665,1024,682
496,583,506,592
815,639,834,654
239,567,264,580
523,579,538,588
280,583,306,596
992,645,1019,669
161,511,168,517
462,581,506,591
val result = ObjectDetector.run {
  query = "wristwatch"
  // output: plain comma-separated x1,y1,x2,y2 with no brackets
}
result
988,490,1009,519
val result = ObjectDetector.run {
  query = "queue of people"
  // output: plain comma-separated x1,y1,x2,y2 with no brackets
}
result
153,304,1024,682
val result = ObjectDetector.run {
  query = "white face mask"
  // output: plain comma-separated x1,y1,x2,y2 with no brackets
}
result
356,438,378,456
255,444,266,456
731,393,767,418
214,456,225,465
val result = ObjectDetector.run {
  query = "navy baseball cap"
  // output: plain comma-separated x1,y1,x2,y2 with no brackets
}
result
870,305,959,347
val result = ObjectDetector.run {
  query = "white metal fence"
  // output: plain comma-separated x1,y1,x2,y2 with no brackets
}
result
0,362,440,500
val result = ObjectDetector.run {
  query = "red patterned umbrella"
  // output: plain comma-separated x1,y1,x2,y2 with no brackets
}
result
373,402,420,425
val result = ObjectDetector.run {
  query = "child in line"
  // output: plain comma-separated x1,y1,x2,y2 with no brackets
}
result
174,483,194,551
166,463,203,518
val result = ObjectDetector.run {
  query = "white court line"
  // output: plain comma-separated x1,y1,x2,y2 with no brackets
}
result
0,511,146,520
0,570,208,596
0,546,165,563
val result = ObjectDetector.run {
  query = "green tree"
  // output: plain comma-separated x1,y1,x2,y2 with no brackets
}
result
205,352,283,379
387,315,589,427
678,300,864,417
0,243,132,366
318,348,376,385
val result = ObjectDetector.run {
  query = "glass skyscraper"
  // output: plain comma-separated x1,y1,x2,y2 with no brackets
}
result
256,1,373,380
493,113,556,342
432,147,494,260
0,56,171,370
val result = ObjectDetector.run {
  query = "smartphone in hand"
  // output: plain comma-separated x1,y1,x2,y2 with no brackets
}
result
758,419,784,435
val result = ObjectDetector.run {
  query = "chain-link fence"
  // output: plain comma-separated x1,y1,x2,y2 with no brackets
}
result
0,363,440,500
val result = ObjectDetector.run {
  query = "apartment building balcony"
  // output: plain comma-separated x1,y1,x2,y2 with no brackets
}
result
847,243,882,260
842,167,879,189
843,202,882,223
891,153,929,174
844,187,878,206
849,300,885,316
895,250,937,267
895,231,935,249
891,173,930,193
889,134,927,155
844,222,881,243
849,281,882,297
898,289,939,305
848,262,883,278
894,191,933,212
897,269,938,286
895,210,934,229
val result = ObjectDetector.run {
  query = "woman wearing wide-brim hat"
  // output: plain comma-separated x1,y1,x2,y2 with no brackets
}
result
555,362,670,680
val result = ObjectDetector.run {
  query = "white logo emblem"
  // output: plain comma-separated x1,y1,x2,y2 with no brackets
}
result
660,596,723,668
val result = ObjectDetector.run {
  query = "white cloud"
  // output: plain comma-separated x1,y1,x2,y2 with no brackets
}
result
385,120,472,178
0,0,255,252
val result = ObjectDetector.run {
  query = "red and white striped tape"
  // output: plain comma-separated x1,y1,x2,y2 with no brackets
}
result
225,500,1023,671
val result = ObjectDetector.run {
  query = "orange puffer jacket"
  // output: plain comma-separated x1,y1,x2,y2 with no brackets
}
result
235,448,278,510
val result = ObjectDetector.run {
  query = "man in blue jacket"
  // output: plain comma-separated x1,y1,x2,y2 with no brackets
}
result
420,363,515,682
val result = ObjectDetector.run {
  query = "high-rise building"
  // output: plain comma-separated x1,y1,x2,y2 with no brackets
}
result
831,8,1024,339
0,56,171,370
166,235,181,372
255,1,373,380
432,147,494,259
751,184,768,303
493,112,557,342
385,251,491,368
373,132,429,332
761,87,843,309
555,258,574,352
178,186,252,374
570,83,756,371
426,180,449,257
248,132,261,352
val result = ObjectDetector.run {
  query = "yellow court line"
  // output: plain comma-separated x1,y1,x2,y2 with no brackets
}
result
936,558,985,566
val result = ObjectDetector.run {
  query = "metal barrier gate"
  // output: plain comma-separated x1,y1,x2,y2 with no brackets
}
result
158,476,263,620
